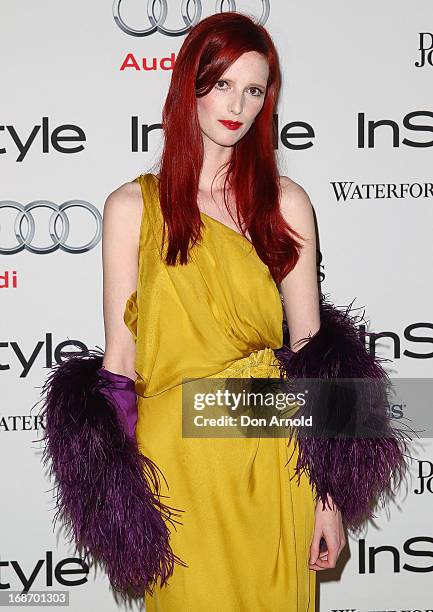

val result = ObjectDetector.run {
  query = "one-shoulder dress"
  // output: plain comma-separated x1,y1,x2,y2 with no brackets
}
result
123,173,316,611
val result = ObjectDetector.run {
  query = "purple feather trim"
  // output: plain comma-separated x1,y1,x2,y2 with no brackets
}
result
37,347,186,598
274,294,412,531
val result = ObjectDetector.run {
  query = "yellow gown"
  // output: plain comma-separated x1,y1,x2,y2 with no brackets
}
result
123,173,316,611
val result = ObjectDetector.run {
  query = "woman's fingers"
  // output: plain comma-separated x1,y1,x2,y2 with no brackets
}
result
309,500,347,571
308,530,322,566
309,534,340,570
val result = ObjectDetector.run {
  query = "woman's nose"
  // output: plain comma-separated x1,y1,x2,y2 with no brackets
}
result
227,92,244,115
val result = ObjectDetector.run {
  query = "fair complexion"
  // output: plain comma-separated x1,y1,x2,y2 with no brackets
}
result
196,50,268,195
196,51,346,571
309,493,346,570
278,179,347,571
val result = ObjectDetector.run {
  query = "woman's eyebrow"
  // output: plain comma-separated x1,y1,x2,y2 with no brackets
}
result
221,77,267,88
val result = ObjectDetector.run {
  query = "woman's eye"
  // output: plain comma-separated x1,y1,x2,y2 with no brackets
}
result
215,80,228,89
214,81,264,97
249,87,264,97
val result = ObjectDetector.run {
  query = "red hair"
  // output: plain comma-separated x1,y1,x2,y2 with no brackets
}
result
156,11,303,285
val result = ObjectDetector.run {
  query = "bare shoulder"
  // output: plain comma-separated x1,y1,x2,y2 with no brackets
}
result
278,175,313,212
278,175,314,230
102,178,143,260
104,178,142,220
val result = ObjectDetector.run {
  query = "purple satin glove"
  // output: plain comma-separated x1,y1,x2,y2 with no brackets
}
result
96,367,138,440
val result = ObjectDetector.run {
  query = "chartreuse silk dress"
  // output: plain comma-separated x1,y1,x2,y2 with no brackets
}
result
123,173,316,611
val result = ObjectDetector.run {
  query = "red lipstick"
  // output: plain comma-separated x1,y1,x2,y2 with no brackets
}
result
218,120,243,131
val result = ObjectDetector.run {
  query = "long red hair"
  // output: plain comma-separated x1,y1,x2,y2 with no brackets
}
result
155,11,304,285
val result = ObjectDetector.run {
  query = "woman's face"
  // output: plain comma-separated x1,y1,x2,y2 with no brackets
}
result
196,51,269,148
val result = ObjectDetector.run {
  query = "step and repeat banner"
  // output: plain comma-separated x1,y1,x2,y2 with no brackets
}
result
1,1,432,610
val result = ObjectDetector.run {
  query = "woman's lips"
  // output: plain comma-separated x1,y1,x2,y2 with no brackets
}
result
218,120,243,131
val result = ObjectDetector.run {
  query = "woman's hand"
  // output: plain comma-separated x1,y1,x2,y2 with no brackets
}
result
309,494,346,571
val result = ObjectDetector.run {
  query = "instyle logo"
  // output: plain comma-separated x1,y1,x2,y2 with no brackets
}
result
358,537,433,573
131,113,316,152
113,0,270,37
415,32,433,67
365,324,433,360
282,318,433,361
414,460,433,494
0,118,86,162
358,111,433,148
0,200,102,255
1,336,91,378
0,551,89,593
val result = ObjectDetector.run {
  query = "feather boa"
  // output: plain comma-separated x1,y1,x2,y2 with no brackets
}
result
273,293,412,531
37,347,186,598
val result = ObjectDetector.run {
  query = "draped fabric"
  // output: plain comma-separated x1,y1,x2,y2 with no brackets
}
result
124,174,316,611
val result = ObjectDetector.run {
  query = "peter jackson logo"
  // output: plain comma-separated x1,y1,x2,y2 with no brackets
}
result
413,460,433,494
415,32,433,67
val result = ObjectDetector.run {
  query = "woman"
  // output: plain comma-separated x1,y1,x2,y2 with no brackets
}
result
106,13,337,608
40,11,408,611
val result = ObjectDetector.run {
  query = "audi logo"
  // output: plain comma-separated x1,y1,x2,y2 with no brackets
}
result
0,201,102,254
113,0,270,37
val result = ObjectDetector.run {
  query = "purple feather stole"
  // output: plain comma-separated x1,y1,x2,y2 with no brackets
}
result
37,347,186,598
273,293,412,531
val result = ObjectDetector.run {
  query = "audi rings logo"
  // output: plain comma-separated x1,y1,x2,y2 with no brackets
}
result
113,0,270,37
0,201,102,254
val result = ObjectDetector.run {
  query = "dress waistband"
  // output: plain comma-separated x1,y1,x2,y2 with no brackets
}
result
213,347,280,379
135,347,281,398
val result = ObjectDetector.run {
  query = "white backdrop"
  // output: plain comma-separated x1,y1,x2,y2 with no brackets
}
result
1,1,432,610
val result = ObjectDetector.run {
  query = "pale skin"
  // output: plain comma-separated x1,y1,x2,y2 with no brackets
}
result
102,50,346,571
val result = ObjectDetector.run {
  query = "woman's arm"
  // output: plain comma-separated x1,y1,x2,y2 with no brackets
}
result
275,176,409,540
39,178,184,595
101,179,143,380
278,177,345,569
278,176,320,352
